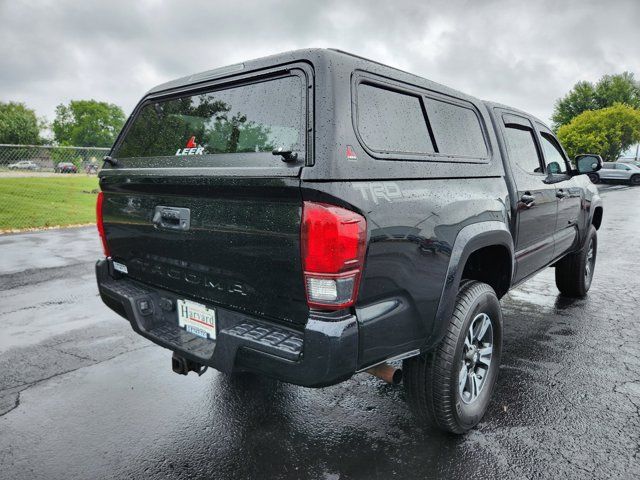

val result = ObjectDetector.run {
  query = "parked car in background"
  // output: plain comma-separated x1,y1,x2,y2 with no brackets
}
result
591,162,640,185
85,163,98,174
55,162,78,173
617,158,640,168
7,160,39,170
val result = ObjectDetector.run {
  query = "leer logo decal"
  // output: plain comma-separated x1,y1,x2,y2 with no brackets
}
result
175,136,204,156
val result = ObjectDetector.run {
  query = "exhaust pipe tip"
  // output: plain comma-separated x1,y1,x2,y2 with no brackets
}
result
391,367,403,385
365,363,403,385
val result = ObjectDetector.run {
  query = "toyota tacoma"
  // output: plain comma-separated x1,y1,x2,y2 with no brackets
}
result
95,49,603,433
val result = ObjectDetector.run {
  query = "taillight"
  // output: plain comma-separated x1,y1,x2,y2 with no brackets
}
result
301,201,367,310
96,191,110,257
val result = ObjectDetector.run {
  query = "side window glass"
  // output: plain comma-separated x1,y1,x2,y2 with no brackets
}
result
503,126,542,174
422,98,487,157
540,133,568,174
357,84,434,154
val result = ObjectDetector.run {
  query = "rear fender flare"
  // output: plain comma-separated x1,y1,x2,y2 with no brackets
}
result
428,221,514,350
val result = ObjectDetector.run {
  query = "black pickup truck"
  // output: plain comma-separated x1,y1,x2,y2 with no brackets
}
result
96,49,603,433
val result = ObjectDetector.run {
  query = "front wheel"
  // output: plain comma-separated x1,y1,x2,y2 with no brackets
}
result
404,281,502,434
555,225,597,297
630,174,640,186
588,173,600,184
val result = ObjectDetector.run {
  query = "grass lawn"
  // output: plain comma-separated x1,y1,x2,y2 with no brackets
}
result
0,176,99,231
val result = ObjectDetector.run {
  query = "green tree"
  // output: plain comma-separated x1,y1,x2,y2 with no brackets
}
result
52,100,125,147
557,103,640,161
552,72,640,129
0,102,42,144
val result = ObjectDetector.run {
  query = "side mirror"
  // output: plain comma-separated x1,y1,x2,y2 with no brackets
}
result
547,161,561,175
574,154,603,174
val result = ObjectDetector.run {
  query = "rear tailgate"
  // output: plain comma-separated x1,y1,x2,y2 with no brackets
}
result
100,67,311,324
101,175,307,323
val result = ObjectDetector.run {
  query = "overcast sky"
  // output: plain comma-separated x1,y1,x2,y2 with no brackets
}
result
1,0,639,125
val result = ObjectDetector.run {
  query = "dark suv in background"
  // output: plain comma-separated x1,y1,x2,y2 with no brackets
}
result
55,162,78,173
95,49,603,433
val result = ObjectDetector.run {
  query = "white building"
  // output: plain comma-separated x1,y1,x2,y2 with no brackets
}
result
619,144,640,161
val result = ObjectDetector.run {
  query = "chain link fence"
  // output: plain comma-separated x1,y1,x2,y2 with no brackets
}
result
0,144,109,174
0,144,109,232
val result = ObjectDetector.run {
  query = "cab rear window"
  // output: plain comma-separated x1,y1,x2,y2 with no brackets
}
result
114,75,304,165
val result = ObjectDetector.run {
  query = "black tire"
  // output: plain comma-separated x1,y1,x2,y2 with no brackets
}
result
588,173,599,184
630,174,640,186
403,281,502,434
555,224,597,297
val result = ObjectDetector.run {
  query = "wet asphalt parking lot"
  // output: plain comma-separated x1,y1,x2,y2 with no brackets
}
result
1,184,639,479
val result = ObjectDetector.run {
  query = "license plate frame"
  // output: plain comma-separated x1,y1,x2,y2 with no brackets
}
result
177,299,217,340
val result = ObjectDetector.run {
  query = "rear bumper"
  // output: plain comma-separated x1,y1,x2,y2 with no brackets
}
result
96,259,358,387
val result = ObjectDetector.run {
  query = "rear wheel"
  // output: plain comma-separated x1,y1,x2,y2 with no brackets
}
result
404,281,502,434
555,225,597,297
630,174,640,186
588,173,599,184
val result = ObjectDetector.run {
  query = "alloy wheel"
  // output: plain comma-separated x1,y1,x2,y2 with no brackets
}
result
458,313,493,404
585,239,595,285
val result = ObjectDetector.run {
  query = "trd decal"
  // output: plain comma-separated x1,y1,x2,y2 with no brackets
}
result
354,182,403,204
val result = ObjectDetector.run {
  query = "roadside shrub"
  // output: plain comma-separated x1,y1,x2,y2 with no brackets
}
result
558,103,640,161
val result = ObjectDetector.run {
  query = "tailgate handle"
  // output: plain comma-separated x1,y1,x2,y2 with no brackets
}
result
153,206,190,231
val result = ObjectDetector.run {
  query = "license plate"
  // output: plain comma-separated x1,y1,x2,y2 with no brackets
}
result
177,299,216,340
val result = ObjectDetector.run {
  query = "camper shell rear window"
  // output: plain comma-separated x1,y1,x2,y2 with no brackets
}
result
113,74,306,168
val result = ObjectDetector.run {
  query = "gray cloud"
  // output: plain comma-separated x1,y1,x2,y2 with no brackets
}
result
1,0,639,124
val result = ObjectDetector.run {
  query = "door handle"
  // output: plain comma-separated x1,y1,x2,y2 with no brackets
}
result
556,190,569,199
520,194,536,208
